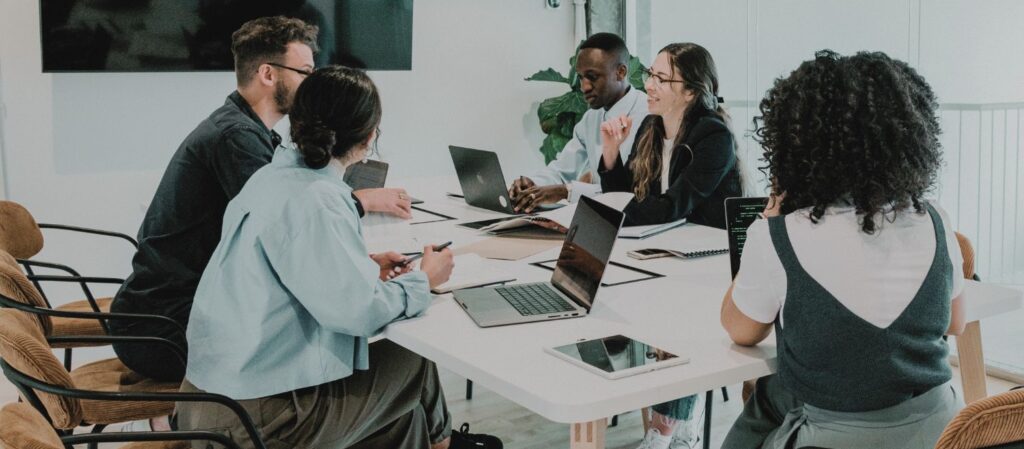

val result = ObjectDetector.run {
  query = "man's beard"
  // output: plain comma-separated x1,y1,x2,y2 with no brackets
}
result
274,80,291,115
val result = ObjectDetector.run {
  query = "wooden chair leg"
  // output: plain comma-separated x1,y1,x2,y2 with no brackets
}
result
641,407,651,434
956,320,988,403
570,418,607,449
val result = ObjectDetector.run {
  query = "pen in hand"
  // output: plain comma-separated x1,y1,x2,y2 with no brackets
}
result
398,241,453,267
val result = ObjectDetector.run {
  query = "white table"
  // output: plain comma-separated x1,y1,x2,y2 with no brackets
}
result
371,177,1024,449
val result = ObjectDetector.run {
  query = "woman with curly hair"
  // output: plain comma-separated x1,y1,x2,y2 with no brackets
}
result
720,50,966,449
598,42,741,228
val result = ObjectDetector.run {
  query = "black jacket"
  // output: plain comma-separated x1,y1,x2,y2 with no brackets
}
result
599,114,741,228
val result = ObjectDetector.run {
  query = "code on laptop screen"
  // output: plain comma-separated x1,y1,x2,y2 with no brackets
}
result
725,197,768,278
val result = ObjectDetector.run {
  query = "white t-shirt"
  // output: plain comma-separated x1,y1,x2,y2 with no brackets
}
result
661,138,674,194
731,204,965,328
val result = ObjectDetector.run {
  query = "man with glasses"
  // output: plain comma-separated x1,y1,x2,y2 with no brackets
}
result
109,17,411,392
509,32,648,212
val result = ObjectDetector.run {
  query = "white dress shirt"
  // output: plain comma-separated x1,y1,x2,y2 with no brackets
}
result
530,87,649,202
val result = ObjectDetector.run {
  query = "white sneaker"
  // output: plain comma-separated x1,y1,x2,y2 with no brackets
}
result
669,394,704,449
636,428,673,449
669,431,700,449
117,419,152,433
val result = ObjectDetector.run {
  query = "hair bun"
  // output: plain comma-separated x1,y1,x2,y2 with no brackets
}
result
293,119,335,169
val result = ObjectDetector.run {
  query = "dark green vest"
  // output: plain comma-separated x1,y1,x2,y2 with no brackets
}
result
769,204,953,412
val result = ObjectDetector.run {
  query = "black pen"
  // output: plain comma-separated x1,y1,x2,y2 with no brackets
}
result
399,241,453,267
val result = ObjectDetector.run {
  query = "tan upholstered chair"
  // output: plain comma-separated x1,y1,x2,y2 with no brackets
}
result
935,388,1024,449
0,248,183,373
0,307,267,449
954,232,977,280
0,401,235,449
0,201,140,368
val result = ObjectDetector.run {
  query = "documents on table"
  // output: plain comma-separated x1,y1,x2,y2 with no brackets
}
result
454,237,562,261
531,259,663,286
619,218,687,239
430,254,516,294
409,206,455,225
461,191,635,236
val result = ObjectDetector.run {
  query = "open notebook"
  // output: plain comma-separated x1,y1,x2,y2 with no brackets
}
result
430,253,517,294
461,192,635,235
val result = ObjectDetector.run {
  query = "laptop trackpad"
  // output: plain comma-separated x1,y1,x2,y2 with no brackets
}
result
456,289,510,312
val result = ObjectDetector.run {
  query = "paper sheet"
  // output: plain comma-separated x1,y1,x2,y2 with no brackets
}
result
409,206,454,225
431,254,517,293
534,259,661,286
454,237,562,261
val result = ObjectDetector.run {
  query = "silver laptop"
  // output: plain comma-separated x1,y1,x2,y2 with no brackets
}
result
452,196,625,327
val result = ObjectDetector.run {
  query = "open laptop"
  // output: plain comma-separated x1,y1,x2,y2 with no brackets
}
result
452,195,625,327
448,146,521,214
724,197,769,278
343,159,422,204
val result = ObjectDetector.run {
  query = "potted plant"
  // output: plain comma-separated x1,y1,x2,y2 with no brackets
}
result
526,45,646,163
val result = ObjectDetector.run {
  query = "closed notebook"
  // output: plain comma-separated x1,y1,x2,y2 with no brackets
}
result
619,218,687,239
430,254,517,294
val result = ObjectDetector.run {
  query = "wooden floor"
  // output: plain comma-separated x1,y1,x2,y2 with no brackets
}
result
0,363,1018,448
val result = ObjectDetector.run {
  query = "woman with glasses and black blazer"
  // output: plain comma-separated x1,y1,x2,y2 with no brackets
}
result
598,42,741,229
601,42,742,449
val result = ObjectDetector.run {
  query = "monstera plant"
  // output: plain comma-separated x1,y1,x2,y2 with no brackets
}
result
526,45,647,163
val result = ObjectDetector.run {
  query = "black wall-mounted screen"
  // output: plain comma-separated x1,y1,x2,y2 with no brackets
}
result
40,0,414,72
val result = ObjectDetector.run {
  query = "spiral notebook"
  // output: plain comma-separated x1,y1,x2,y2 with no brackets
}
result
663,248,728,259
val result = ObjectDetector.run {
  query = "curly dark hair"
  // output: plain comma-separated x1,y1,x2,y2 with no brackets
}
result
755,50,942,233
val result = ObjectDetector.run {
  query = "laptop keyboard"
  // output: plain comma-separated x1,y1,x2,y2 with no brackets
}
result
496,283,576,316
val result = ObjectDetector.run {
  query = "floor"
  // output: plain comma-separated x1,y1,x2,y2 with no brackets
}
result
0,361,1018,449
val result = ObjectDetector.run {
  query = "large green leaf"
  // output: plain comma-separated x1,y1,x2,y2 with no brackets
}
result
627,55,647,92
540,131,572,164
525,68,569,84
537,90,587,126
557,111,578,138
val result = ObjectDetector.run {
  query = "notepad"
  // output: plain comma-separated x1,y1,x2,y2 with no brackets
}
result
619,218,687,239
430,254,517,293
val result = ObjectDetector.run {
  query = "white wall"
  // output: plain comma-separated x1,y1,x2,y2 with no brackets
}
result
0,1,575,286
647,0,1024,284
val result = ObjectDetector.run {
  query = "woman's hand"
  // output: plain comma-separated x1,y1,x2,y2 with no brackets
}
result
418,244,455,288
763,191,786,218
370,251,413,281
600,115,632,170
353,188,413,219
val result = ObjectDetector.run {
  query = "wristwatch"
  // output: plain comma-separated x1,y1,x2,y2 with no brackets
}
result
351,193,366,217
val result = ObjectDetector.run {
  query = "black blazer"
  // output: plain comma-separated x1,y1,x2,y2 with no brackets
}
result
599,114,741,228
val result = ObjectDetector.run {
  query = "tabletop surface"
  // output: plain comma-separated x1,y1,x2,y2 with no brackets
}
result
370,176,1024,423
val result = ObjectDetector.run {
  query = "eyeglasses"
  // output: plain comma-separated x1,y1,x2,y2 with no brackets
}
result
265,62,313,77
640,66,685,89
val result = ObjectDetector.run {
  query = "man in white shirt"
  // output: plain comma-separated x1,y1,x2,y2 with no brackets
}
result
510,33,648,213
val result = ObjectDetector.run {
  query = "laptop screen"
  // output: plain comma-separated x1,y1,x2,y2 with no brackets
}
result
551,196,625,310
724,197,768,278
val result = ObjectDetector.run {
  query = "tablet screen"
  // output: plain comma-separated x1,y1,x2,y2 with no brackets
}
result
549,335,679,374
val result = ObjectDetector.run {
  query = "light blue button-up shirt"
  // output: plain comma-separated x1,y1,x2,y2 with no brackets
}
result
185,148,431,400
530,87,648,202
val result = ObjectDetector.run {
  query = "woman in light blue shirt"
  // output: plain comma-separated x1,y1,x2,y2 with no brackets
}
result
176,66,501,449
